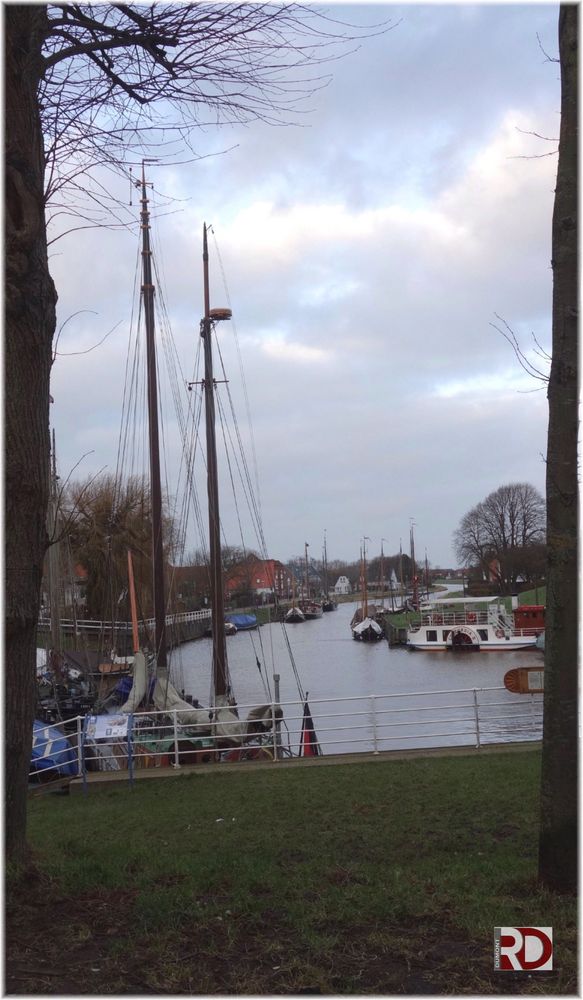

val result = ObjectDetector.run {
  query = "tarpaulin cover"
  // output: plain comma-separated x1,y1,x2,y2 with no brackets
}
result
31,720,78,777
115,675,156,699
225,614,258,630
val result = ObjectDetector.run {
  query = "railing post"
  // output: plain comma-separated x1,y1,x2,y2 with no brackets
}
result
172,710,181,768
371,695,379,754
76,714,83,776
473,689,481,748
271,700,279,761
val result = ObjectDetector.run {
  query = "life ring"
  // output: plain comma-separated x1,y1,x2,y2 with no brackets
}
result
468,613,477,623
495,629,504,638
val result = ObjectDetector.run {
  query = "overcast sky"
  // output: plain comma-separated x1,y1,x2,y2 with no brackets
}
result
48,2,559,570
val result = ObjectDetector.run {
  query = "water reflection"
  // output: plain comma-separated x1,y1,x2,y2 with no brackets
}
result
168,601,543,755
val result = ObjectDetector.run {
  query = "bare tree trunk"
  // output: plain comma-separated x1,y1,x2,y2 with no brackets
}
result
539,3,578,893
5,5,56,863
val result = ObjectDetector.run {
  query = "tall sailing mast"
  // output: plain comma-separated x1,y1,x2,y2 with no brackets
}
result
201,223,232,700
139,166,167,670
410,519,419,610
379,538,386,610
362,537,369,618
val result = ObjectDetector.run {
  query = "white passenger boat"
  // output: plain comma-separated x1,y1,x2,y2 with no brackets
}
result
406,596,541,652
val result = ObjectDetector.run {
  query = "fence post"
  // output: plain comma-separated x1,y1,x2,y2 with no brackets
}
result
172,710,181,768
371,695,379,754
473,689,481,748
271,700,279,761
76,714,83,776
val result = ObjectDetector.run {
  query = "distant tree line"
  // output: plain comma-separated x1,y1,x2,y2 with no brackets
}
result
50,473,443,619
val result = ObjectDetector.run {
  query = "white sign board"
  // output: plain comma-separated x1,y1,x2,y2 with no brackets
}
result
86,714,130,740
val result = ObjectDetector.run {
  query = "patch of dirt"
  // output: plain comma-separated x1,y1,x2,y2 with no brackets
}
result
5,874,576,995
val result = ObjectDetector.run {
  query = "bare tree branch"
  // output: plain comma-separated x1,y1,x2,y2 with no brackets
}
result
38,4,394,242
490,313,551,385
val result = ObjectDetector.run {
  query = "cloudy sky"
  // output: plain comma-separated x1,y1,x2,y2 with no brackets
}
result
48,2,560,570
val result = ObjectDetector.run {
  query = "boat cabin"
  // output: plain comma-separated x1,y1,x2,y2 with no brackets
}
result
512,605,545,634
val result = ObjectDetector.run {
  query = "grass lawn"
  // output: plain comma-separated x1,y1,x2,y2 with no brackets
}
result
6,749,576,995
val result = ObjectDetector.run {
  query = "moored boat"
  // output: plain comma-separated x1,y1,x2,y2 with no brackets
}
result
299,600,324,620
225,613,258,631
351,540,384,642
321,531,337,611
352,616,384,641
285,606,305,624
204,621,238,637
407,596,542,652
298,542,323,619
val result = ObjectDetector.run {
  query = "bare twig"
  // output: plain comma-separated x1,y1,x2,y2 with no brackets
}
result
490,313,551,385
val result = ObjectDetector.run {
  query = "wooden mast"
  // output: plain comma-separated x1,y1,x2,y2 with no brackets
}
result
201,223,230,699
127,550,140,654
410,520,419,611
139,166,167,670
362,539,369,618
379,538,385,610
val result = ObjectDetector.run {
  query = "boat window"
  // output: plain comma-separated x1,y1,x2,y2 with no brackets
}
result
442,630,451,641
478,629,488,641
426,630,438,642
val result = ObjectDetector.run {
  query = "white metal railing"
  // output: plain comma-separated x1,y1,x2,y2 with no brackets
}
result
29,685,543,784
37,608,212,634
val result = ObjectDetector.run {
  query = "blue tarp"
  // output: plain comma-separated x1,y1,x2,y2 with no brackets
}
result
114,675,156,699
31,720,78,778
225,614,258,630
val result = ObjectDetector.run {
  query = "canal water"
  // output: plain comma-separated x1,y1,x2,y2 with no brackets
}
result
167,600,543,755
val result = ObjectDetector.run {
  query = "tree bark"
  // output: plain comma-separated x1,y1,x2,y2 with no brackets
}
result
539,4,578,893
5,5,57,863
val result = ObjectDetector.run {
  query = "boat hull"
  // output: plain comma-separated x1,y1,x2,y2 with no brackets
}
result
285,609,305,623
352,629,384,642
407,630,539,652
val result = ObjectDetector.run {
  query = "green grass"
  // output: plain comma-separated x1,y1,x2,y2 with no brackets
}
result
517,586,546,605
7,751,576,995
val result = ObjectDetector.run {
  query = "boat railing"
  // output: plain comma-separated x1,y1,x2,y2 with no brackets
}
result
31,685,543,783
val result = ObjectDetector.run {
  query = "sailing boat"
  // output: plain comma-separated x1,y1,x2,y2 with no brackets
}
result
298,542,323,619
118,172,285,750
321,531,337,612
350,540,383,641
285,575,305,623
373,538,389,622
